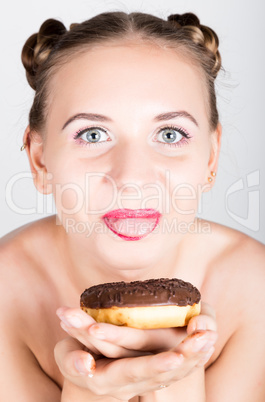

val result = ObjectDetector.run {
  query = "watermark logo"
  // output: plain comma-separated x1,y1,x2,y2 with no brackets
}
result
64,216,211,238
4,170,210,217
225,170,260,231
5,169,261,233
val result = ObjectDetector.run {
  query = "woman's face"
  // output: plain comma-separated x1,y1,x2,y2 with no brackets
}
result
35,41,221,271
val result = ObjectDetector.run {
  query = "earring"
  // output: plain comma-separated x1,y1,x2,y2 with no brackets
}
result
20,142,27,151
208,171,216,182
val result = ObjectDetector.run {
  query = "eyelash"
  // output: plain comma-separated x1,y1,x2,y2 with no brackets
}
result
73,124,192,148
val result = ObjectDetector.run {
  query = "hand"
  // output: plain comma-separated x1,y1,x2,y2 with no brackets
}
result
56,301,217,358
54,326,217,400
54,302,218,399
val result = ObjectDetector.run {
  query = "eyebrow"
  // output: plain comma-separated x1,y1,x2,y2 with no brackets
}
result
62,110,199,130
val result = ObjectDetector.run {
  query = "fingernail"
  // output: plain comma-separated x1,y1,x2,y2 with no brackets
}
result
74,356,94,376
196,320,206,331
90,325,105,340
164,354,184,371
192,338,209,352
59,315,83,328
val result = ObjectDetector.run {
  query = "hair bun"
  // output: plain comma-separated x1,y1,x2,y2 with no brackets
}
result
21,18,67,90
167,12,221,79
167,12,200,28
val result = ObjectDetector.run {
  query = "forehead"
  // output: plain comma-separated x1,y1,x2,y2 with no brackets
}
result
48,42,208,126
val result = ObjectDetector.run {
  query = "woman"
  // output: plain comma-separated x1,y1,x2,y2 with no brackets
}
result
1,10,265,401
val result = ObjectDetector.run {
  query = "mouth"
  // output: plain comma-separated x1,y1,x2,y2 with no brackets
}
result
102,208,162,241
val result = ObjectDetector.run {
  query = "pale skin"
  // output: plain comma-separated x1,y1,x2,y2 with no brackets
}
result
1,39,265,401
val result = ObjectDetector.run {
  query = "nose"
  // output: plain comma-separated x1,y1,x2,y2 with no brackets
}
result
106,140,160,191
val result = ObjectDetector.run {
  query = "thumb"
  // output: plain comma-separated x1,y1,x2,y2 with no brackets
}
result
54,336,96,379
187,301,217,335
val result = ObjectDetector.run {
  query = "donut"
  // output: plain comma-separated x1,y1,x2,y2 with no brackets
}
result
80,278,201,329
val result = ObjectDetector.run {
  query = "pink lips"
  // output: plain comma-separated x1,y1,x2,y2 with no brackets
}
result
102,208,161,241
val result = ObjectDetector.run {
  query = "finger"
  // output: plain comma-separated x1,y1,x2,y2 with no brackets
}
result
88,323,187,352
61,321,150,358
99,349,185,385
177,329,218,358
57,307,146,358
119,333,215,385
56,306,97,329
54,336,96,379
88,323,150,349
187,301,217,335
56,307,103,355
196,346,215,367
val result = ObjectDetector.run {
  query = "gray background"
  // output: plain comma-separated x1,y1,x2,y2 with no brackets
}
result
1,0,264,243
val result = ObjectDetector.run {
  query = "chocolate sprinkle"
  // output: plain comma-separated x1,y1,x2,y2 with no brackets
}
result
80,278,201,309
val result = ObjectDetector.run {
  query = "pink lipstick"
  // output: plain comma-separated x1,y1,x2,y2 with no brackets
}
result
102,208,161,241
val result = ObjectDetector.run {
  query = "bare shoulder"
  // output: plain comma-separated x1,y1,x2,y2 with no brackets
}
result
208,220,265,276
0,214,57,256
203,219,265,322
0,216,63,399
0,215,55,270
0,215,58,321
202,226,265,401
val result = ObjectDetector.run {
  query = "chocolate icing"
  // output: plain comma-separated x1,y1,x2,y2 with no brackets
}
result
80,278,201,309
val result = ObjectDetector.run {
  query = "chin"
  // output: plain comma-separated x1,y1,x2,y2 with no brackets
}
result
92,231,172,271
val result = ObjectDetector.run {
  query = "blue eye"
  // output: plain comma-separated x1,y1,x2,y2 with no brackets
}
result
73,126,110,147
155,125,191,148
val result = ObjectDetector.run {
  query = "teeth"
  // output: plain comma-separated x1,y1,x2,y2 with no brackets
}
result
106,218,157,236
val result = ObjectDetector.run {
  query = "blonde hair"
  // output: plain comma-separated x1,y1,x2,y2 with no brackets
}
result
21,11,222,137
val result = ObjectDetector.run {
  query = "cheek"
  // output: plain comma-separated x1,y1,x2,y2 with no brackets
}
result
47,156,119,220
43,149,83,219
169,180,202,219
168,148,210,188
166,148,211,218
